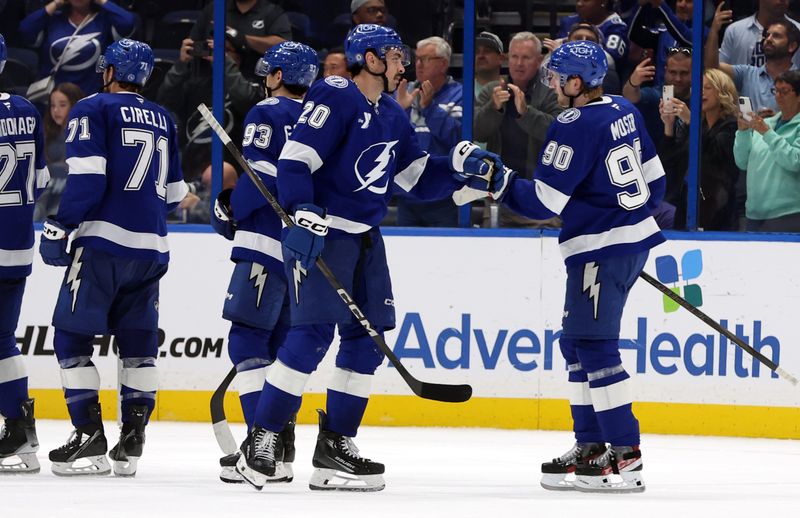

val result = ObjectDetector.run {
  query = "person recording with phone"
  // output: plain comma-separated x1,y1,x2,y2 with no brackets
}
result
734,70,800,232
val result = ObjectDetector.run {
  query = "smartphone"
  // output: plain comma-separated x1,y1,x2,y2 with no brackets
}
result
189,40,212,58
662,84,674,113
739,96,753,121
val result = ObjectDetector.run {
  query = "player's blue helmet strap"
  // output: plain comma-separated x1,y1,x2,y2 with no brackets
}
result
0,34,6,75
96,38,154,87
345,24,410,67
255,41,319,87
546,40,608,89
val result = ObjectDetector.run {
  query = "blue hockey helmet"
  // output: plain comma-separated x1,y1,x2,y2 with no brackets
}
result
96,39,154,86
0,34,6,74
546,40,607,89
344,24,410,67
255,41,319,87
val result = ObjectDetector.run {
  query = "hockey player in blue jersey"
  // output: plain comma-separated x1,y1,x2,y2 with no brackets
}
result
455,41,665,493
38,39,189,477
0,34,50,475
233,24,496,492
210,41,318,486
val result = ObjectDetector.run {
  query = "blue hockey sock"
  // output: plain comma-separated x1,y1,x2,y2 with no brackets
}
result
0,336,28,419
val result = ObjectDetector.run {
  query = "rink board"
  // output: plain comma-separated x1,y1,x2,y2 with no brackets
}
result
17,229,800,439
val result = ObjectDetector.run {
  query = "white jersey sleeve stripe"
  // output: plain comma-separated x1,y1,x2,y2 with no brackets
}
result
249,159,278,177
66,156,107,175
642,155,666,183
0,246,34,267
233,231,283,262
327,214,372,234
560,217,661,261
279,140,324,173
36,166,50,188
535,179,571,215
73,220,170,253
166,180,189,205
393,154,429,192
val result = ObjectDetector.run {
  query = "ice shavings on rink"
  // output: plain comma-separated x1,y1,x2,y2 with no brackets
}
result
2,419,798,518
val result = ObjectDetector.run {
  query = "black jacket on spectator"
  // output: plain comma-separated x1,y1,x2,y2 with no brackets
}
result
658,114,739,230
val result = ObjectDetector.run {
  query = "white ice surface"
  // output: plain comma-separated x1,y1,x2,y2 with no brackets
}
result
2,420,799,518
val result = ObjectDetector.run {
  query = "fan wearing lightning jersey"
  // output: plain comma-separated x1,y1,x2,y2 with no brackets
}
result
0,34,50,475
38,39,188,478
457,41,665,493
19,0,136,95
234,24,493,492
210,41,318,487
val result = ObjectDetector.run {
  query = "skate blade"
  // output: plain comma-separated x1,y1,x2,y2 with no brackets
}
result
51,455,111,477
540,472,576,491
573,473,646,494
219,465,244,484
113,456,139,477
0,452,41,474
309,468,385,492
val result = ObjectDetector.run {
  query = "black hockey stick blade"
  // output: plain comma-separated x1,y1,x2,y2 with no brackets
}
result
198,103,474,403
639,271,798,386
210,366,238,454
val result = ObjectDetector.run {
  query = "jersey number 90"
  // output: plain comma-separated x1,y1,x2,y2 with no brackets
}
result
605,140,649,210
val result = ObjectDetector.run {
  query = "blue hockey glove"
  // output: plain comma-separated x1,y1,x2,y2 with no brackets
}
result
449,141,514,205
211,189,236,240
39,218,71,267
281,204,332,270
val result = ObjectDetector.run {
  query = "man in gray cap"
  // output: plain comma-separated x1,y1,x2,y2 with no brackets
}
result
475,31,504,101
351,0,387,25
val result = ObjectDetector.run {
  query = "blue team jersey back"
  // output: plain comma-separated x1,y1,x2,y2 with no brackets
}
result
505,95,666,267
0,93,49,279
57,92,187,263
277,76,459,235
231,96,304,279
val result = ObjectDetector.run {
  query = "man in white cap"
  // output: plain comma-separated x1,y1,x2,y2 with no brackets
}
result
351,0,387,25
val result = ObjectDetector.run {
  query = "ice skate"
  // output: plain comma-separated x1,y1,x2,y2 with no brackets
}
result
235,426,289,490
279,412,297,482
540,442,606,491
0,399,40,474
109,405,148,477
219,451,243,483
573,445,645,493
49,403,110,476
309,409,385,492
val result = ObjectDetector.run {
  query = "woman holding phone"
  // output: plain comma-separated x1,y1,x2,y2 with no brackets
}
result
734,70,800,232
657,68,740,230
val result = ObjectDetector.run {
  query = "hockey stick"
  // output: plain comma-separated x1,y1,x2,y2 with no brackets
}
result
639,271,798,386
210,366,238,454
197,104,472,403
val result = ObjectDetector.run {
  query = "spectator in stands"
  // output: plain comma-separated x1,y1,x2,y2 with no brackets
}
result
190,0,292,82
707,13,800,113
628,0,697,86
394,36,462,227
735,70,800,232
351,0,387,25
474,32,562,228
19,0,135,95
718,0,800,68
624,47,692,144
657,69,740,230
474,31,503,101
322,47,350,78
180,162,239,224
543,22,621,94
34,82,84,221
557,0,629,71
158,35,262,198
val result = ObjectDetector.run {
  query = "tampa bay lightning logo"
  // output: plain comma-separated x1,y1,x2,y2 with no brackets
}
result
557,108,581,124
51,32,102,71
353,141,398,194
325,76,349,89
